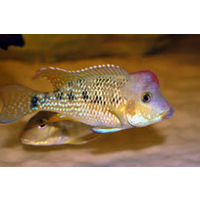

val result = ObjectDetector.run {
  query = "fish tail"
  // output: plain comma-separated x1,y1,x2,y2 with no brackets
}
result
0,84,41,123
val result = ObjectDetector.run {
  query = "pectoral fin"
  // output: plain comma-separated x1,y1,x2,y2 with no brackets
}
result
39,113,78,125
63,133,100,145
21,111,100,146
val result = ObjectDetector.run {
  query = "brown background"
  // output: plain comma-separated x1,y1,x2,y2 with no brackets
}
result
0,34,199,166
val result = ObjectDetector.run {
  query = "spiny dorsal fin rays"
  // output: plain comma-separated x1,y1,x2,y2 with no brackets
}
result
33,66,70,90
34,64,130,90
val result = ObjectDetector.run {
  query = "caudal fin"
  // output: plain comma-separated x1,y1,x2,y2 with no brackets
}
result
0,84,39,123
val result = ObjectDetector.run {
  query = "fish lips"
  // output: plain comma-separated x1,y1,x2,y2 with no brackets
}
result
160,107,174,120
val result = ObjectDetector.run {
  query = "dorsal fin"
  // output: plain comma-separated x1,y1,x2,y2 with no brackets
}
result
34,66,70,90
34,64,130,90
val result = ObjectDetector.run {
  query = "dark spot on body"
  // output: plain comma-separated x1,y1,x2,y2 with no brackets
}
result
59,92,64,100
67,91,75,101
54,90,64,100
82,91,89,102
31,96,39,108
67,81,73,87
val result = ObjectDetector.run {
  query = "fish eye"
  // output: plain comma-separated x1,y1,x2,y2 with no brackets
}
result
142,92,152,103
38,124,47,129
38,118,47,129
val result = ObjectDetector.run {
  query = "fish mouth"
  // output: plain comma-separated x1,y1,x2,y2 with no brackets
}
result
158,107,174,120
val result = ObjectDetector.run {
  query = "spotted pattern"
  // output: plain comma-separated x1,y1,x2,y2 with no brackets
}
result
36,64,129,127
0,64,129,126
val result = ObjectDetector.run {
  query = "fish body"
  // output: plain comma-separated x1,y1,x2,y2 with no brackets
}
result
33,65,129,128
0,64,174,133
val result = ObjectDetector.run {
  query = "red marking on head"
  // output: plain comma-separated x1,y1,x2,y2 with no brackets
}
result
130,70,160,87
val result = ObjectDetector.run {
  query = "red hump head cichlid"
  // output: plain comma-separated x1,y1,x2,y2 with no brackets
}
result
0,64,174,135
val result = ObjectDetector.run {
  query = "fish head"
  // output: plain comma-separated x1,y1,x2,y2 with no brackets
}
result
124,70,174,127
21,111,66,145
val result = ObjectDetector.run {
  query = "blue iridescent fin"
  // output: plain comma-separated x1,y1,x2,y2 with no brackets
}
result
92,127,123,134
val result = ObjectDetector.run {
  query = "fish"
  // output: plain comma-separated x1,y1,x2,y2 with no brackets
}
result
21,111,100,146
0,64,174,136
0,34,24,50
